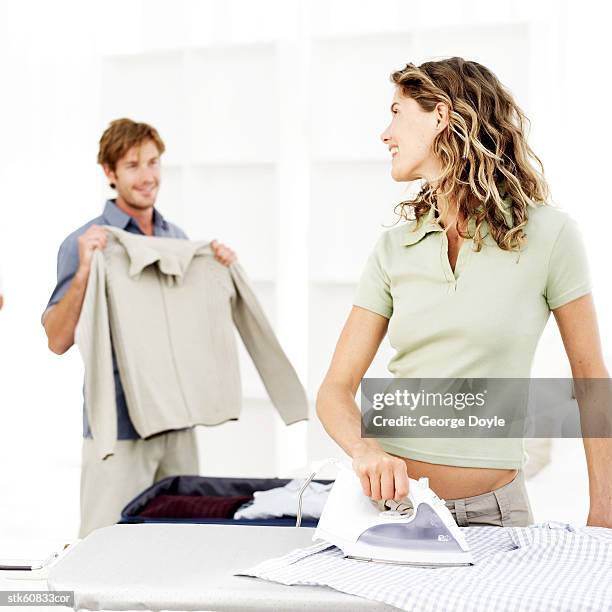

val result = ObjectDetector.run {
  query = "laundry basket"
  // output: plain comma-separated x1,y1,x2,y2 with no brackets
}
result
119,474,333,528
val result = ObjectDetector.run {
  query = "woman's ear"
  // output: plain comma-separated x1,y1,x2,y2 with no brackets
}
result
434,102,450,131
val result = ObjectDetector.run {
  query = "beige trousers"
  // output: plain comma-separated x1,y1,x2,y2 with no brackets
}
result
78,428,199,538
444,470,534,527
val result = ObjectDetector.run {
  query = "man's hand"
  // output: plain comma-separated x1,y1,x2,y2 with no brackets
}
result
76,225,107,281
210,239,236,267
44,225,107,355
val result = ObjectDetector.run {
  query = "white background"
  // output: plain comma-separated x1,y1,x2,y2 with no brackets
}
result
0,0,610,547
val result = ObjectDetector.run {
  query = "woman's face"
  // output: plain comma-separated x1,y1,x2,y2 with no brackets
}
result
380,88,446,182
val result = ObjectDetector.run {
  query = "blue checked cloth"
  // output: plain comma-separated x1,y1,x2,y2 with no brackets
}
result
236,522,612,611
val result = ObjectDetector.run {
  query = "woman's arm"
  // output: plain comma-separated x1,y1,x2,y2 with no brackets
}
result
316,305,410,501
553,293,612,527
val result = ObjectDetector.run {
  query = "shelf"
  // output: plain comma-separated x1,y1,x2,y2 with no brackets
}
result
102,48,184,62
311,19,529,44
102,42,278,62
309,278,360,285
189,159,277,168
311,156,390,165
248,277,276,285
187,40,278,58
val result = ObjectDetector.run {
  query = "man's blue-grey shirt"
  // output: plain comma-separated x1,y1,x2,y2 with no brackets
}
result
44,199,188,439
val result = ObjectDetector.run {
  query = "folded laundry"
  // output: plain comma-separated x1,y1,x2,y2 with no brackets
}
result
138,494,253,519
75,227,309,461
237,521,612,612
234,479,333,521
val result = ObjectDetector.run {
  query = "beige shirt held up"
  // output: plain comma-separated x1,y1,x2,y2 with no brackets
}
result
75,227,308,461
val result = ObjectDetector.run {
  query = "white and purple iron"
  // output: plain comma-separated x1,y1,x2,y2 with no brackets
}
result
311,462,474,567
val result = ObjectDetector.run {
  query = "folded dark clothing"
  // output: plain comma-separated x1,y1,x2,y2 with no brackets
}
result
138,494,253,519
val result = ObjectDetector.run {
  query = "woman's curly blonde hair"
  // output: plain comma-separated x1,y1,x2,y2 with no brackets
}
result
391,57,550,251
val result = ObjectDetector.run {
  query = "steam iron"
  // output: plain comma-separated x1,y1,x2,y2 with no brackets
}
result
312,463,474,567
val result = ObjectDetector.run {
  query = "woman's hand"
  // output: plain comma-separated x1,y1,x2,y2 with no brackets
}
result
352,445,410,501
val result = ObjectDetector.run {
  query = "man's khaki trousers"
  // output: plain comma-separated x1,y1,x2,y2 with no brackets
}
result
78,428,199,538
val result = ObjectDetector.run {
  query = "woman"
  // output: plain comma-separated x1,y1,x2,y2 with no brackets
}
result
316,57,611,528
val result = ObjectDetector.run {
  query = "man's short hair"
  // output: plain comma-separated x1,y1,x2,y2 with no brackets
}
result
97,118,165,172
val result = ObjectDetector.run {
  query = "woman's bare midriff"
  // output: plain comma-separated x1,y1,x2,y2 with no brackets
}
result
390,454,518,500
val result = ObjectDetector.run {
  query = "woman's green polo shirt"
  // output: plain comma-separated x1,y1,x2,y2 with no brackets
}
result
354,203,592,469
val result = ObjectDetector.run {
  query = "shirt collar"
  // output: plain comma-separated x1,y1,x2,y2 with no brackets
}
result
102,199,131,229
102,199,169,232
152,207,169,231
104,226,200,286
402,194,513,247
402,205,445,246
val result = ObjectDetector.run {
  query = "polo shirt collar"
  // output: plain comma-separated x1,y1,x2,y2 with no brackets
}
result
102,199,169,232
103,199,131,229
402,205,444,246
402,194,514,247
152,207,169,231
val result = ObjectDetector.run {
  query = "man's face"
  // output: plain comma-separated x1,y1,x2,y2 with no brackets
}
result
105,139,161,209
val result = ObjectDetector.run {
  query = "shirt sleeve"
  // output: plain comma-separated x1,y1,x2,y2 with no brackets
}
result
353,234,393,319
41,234,80,323
229,262,309,425
544,215,592,310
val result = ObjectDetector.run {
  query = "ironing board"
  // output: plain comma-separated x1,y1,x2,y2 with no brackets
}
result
47,523,396,611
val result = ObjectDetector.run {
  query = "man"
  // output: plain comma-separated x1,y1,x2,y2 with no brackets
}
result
43,118,236,538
